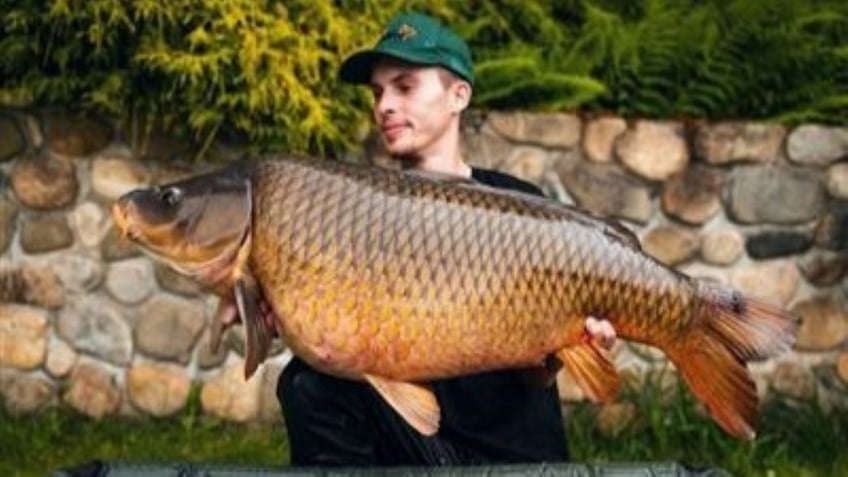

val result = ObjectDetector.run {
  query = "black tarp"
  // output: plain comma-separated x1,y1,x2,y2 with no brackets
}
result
53,461,732,477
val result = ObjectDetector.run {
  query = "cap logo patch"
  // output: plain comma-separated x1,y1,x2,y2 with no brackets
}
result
397,23,418,40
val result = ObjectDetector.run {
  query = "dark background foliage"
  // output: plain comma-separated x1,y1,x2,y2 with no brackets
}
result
1,0,846,158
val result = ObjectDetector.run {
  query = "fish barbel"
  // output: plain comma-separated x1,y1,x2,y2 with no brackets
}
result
111,155,797,439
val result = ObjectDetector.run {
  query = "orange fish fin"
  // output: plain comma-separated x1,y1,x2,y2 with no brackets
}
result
234,275,272,380
556,343,619,403
700,284,797,361
364,374,440,436
666,337,759,440
667,283,798,441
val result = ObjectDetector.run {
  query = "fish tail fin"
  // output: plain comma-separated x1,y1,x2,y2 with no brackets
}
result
665,282,797,440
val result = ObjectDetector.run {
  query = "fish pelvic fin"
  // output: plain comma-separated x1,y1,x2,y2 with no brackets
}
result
364,374,440,436
556,341,620,403
235,274,273,380
667,282,798,441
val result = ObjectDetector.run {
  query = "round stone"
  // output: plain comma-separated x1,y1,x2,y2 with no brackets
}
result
90,155,152,202
745,231,812,259
127,363,191,417
661,165,724,225
695,121,785,164
0,305,48,370
786,125,848,166
701,229,744,265
583,116,627,163
0,265,64,308
200,361,264,422
10,152,78,209
57,297,133,366
641,225,699,266
45,337,78,378
51,253,105,293
70,201,111,248
555,158,653,224
616,120,688,181
19,214,74,254
503,146,548,185
827,163,848,200
793,295,847,351
488,112,582,149
105,258,156,305
730,260,799,306
1,373,55,415
727,165,826,225
135,295,206,363
63,362,122,419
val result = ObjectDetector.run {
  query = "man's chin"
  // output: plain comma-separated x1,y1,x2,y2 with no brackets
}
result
382,140,415,159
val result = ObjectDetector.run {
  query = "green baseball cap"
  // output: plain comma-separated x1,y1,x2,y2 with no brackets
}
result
339,12,474,86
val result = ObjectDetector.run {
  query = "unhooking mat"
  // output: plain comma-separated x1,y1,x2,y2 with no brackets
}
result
52,461,732,477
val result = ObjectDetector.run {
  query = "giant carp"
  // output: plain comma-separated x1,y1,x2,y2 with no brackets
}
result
111,155,797,439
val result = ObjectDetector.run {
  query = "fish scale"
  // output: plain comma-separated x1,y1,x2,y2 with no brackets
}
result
113,155,796,439
260,160,628,377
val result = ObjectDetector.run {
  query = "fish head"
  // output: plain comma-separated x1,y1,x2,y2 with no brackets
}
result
111,165,252,288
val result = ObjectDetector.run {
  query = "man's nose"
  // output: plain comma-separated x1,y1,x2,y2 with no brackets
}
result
375,91,397,116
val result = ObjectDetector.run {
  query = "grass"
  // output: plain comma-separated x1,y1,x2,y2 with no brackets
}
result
566,378,848,477
0,389,288,476
2,381,846,477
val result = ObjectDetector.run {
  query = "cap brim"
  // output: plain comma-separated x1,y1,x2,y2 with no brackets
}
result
338,51,383,84
338,47,442,84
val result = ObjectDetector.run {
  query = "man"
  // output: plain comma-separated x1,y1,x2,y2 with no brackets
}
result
277,12,616,466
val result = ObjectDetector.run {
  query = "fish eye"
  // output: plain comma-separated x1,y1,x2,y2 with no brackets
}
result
159,187,182,206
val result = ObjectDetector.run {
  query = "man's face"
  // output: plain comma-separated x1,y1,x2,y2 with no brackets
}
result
369,59,462,158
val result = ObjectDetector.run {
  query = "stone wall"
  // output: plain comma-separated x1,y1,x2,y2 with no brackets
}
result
0,108,846,429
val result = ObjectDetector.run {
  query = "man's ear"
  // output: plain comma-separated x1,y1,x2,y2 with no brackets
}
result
452,81,472,113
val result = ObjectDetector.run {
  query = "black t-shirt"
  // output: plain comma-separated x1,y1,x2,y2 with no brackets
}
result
429,167,569,463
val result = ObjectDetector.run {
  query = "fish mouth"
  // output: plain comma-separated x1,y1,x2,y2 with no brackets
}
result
110,202,140,244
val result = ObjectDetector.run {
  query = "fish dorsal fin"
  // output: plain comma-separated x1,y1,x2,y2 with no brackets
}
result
364,374,441,436
600,219,641,251
235,273,273,380
557,342,620,403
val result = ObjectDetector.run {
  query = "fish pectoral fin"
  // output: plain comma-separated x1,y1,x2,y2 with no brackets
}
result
364,374,440,436
234,275,272,380
556,343,619,403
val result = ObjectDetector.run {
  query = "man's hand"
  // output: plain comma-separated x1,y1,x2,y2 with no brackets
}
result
584,316,616,350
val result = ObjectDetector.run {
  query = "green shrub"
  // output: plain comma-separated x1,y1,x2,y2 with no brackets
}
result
0,0,402,158
1,0,846,159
